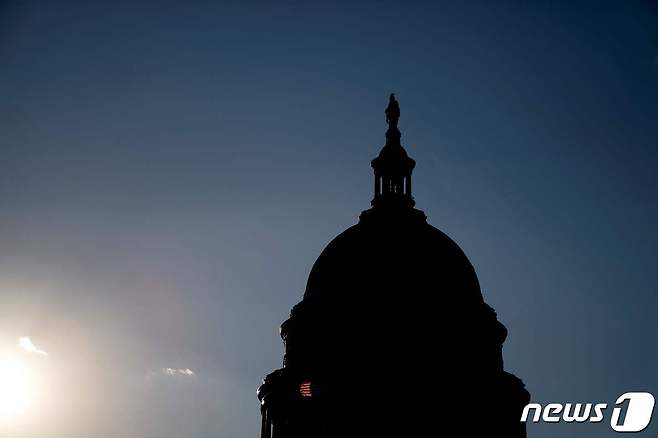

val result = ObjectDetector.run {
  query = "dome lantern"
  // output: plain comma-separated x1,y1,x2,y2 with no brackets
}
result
371,93,416,208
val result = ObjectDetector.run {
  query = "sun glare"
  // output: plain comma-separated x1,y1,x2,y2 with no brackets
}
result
0,356,34,419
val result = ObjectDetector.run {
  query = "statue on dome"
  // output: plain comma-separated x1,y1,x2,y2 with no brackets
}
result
385,93,400,128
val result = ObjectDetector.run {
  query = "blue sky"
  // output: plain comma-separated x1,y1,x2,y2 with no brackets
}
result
1,1,657,437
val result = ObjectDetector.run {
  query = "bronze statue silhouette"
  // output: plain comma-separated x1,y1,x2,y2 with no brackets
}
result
385,93,400,127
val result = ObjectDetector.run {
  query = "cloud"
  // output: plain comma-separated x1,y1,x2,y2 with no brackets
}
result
162,367,195,376
18,336,48,356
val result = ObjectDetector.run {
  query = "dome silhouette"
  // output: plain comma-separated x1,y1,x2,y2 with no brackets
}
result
303,220,483,305
258,95,529,438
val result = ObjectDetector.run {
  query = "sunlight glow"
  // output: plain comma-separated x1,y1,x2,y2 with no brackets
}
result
0,356,34,419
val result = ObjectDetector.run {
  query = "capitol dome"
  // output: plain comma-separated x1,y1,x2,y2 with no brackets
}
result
258,94,529,438
303,218,484,306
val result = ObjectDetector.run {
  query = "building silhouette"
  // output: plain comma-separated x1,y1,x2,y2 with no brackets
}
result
258,95,530,437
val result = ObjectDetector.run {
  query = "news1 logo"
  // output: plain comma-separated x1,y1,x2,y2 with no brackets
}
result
521,392,655,432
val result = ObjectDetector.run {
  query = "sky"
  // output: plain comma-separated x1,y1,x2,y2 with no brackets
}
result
1,1,657,437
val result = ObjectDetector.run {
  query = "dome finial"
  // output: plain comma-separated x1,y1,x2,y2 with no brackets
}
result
384,93,401,145
385,93,400,128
